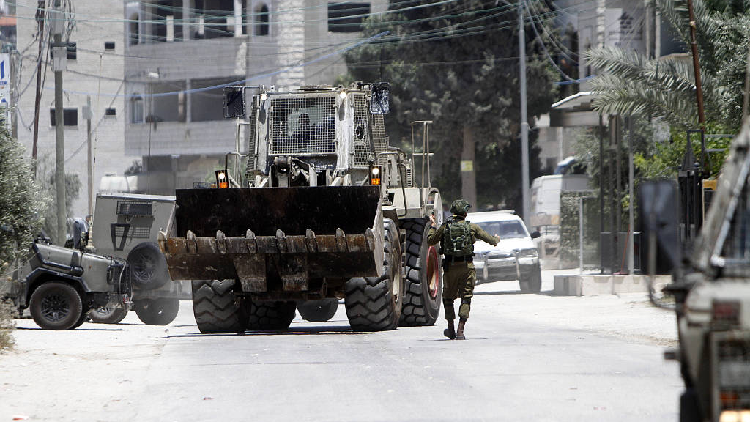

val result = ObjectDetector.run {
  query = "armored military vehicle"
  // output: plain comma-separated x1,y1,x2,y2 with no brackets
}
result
1,241,130,330
88,193,190,325
641,123,750,422
158,82,443,333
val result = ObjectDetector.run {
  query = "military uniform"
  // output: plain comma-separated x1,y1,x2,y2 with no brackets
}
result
427,201,497,340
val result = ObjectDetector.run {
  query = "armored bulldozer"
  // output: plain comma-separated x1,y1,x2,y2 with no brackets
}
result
641,123,750,422
158,83,443,333
1,241,130,330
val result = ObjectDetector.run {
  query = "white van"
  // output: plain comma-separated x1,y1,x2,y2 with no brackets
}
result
467,210,542,293
529,174,591,228
529,174,591,266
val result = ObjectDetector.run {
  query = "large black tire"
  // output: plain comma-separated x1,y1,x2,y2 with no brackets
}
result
192,279,245,333
88,305,128,324
679,389,701,422
127,242,170,290
297,299,338,322
29,282,83,330
246,301,297,330
520,263,542,294
399,218,442,326
345,218,404,331
133,298,179,325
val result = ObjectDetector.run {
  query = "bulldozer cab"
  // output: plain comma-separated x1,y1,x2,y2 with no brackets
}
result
222,84,394,188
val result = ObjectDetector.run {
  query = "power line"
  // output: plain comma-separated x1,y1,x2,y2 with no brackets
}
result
526,0,578,64
524,0,575,81
9,0,467,26
41,31,389,98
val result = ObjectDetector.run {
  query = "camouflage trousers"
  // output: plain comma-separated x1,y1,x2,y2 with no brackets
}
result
442,261,475,320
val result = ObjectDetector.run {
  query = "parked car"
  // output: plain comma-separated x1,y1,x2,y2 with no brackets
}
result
468,210,542,292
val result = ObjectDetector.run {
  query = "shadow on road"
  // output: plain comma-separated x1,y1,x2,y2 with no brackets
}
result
16,325,127,331
473,289,556,296
167,324,377,338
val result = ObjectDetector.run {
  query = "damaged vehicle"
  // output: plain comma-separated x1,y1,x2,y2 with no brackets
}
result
1,240,131,330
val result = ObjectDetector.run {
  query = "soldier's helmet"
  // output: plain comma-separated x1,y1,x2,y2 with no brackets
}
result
450,199,471,216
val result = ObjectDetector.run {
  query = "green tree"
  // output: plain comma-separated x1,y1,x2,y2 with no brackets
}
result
584,0,750,133
35,156,81,245
0,132,47,268
343,0,557,210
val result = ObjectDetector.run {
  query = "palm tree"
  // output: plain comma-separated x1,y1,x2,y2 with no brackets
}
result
584,0,747,131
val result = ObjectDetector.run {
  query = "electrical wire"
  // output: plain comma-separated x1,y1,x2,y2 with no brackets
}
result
42,31,389,99
526,0,578,64
64,80,123,164
9,0,467,26
524,0,575,81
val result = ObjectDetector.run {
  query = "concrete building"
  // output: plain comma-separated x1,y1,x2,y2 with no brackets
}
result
535,0,686,172
123,0,387,195
14,0,386,217
15,0,132,219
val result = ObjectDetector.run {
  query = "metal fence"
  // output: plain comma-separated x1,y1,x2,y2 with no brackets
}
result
270,96,336,155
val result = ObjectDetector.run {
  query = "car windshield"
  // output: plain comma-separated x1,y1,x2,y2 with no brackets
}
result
476,221,528,239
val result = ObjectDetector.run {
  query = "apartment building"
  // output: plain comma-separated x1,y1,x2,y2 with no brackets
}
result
123,0,387,194
536,0,686,172
15,0,132,219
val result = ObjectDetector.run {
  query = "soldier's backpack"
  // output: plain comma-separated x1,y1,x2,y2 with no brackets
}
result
443,218,473,256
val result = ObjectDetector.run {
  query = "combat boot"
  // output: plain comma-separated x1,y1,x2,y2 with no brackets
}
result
444,320,456,339
456,318,467,340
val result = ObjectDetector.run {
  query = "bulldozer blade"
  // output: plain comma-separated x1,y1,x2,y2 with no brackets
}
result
162,186,384,290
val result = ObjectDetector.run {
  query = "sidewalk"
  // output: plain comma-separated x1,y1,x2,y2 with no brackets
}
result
473,272,678,347
542,268,672,297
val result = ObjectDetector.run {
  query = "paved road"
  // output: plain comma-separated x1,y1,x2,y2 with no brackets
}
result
0,272,682,422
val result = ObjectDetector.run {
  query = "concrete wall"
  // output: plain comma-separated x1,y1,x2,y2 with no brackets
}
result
553,274,672,296
16,0,136,219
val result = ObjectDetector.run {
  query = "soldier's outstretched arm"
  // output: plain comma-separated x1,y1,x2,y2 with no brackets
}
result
471,224,498,246
427,220,445,246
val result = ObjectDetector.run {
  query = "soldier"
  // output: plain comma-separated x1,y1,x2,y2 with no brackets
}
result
428,199,498,340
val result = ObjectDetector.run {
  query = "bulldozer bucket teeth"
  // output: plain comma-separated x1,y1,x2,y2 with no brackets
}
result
162,186,384,291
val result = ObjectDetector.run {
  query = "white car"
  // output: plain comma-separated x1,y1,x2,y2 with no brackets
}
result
467,210,542,292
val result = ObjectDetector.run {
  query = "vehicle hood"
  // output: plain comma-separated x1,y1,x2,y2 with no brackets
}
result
474,237,535,254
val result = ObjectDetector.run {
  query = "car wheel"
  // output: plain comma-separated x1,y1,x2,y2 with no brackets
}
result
29,282,83,330
88,305,128,324
297,299,338,322
133,298,179,325
127,243,170,290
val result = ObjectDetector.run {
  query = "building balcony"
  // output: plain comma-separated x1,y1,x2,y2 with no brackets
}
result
125,120,239,157
126,37,277,81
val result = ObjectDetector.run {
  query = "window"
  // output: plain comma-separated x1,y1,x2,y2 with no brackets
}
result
128,13,139,46
105,107,116,117
66,42,76,60
130,95,144,123
255,4,269,36
476,220,529,239
328,2,370,33
104,41,115,50
50,108,79,126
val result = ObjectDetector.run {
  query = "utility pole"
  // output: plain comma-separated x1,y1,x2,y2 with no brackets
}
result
519,0,530,224
51,0,66,245
686,0,705,126
31,0,46,178
85,95,93,219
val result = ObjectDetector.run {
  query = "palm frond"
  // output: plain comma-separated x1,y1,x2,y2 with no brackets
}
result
589,72,699,127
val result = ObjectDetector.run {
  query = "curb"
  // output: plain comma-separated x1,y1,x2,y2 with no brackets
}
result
553,274,672,296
